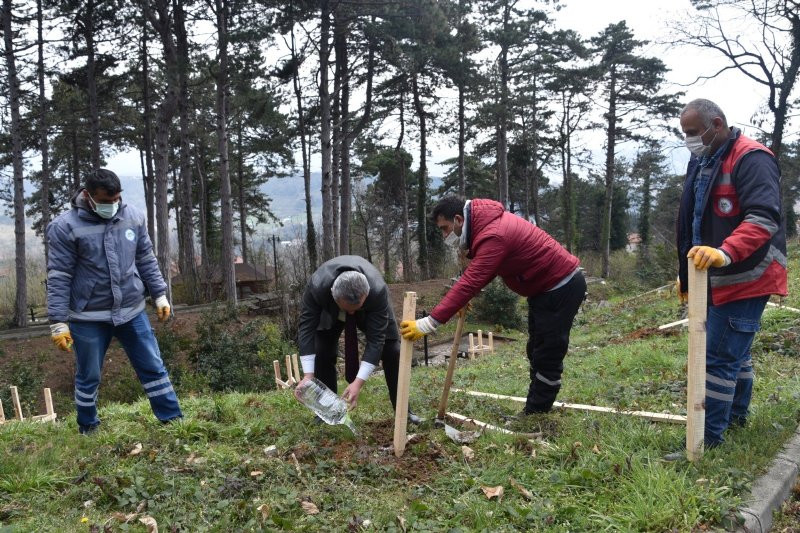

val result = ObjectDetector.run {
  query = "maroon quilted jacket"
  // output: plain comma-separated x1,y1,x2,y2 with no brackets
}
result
429,199,580,324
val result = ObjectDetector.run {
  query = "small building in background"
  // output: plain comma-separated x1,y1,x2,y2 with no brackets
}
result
171,262,274,301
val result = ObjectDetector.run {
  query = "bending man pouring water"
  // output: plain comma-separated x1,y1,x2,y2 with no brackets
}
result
295,255,420,424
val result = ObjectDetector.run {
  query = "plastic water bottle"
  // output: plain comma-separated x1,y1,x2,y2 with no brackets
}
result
295,378,356,434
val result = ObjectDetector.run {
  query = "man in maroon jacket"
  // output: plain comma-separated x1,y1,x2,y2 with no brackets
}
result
400,196,586,414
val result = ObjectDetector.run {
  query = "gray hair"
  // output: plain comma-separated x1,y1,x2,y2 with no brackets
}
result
681,98,727,128
331,271,370,305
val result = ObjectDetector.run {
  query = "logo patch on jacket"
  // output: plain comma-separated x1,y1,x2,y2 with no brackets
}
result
717,198,733,214
125,229,136,241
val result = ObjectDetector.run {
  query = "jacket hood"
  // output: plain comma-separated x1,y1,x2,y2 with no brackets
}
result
71,187,127,220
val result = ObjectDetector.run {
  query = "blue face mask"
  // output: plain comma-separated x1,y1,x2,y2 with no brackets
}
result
89,193,120,219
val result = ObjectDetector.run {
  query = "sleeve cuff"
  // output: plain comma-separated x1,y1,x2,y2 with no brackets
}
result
356,361,376,381
300,354,316,374
418,316,438,334
718,248,732,266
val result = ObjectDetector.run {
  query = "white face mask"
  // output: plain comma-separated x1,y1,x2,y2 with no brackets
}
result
89,193,120,219
685,126,712,157
444,231,459,246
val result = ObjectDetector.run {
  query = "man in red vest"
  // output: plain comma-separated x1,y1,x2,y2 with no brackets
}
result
677,98,787,449
400,197,586,415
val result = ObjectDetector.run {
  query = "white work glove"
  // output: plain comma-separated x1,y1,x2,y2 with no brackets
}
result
155,295,171,322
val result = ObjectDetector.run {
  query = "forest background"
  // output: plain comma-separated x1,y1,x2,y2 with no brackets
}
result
0,0,799,326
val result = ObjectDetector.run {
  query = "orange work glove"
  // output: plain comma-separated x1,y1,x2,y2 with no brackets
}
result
154,295,171,322
687,246,727,271
50,322,73,351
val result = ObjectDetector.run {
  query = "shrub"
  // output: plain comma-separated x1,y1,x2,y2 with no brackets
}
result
190,306,294,392
473,278,524,330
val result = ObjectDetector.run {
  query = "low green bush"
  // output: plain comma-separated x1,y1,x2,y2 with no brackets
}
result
473,278,524,330
190,306,294,392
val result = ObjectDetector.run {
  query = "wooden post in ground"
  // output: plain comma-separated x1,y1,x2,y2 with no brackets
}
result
273,360,289,389
488,332,494,355
292,353,301,383
687,266,707,461
477,330,483,354
44,388,54,418
0,397,5,423
393,292,416,457
284,355,296,386
468,333,475,360
437,310,468,421
10,386,23,421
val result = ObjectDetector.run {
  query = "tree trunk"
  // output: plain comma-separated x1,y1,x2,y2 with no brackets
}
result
319,0,334,261
215,0,237,304
145,0,179,293
601,68,617,278
3,0,27,327
174,0,198,302
290,21,317,271
84,0,101,170
141,25,156,242
412,74,429,279
195,147,212,301
37,0,51,264
458,82,466,198
331,47,341,258
335,14,349,255
396,90,411,282
496,2,511,208
237,117,247,263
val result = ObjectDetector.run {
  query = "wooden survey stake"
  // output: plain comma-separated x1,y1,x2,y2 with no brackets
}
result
393,292,416,457
0,396,5,423
437,310,468,421
686,266,707,461
10,386,23,421
292,353,302,383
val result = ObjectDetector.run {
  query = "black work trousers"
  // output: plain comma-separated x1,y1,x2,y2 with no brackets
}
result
313,323,401,409
525,271,586,413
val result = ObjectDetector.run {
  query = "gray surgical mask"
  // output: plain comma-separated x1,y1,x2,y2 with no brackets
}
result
444,231,459,246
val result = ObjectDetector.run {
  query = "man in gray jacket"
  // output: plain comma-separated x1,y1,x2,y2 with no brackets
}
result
295,255,419,423
47,169,182,434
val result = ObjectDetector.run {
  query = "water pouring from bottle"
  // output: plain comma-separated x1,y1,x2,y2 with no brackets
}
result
295,377,357,435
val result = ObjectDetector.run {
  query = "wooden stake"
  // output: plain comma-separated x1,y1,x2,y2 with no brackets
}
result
468,333,475,360
451,389,687,424
488,332,494,354
477,330,483,354
10,386,23,421
393,292,416,457
284,355,296,386
0,397,5,423
445,412,516,435
292,353,302,382
44,388,54,416
686,266,707,461
273,360,289,389
658,318,689,330
437,310,468,421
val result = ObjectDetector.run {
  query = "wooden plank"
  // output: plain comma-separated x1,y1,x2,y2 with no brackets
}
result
488,332,494,354
0,397,5,423
477,330,483,353
437,310,468,420
658,318,688,330
31,413,57,422
451,389,687,424
393,292,416,457
10,386,23,421
766,301,800,313
468,333,475,360
445,412,516,435
292,353,302,383
44,388,54,416
686,266,707,461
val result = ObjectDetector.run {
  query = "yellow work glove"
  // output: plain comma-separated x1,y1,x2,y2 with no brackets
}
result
400,316,438,341
155,295,171,322
50,322,73,351
687,245,727,271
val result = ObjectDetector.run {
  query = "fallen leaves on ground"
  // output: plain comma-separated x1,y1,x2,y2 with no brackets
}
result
300,500,319,515
138,515,158,533
509,478,533,500
128,443,143,456
481,485,504,500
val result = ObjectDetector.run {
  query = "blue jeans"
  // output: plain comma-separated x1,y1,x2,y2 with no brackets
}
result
70,310,182,432
704,295,769,446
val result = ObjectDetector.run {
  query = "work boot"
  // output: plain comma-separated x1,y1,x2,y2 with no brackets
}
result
407,412,423,426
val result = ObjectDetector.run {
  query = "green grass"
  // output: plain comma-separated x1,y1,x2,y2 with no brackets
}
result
1,243,799,532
